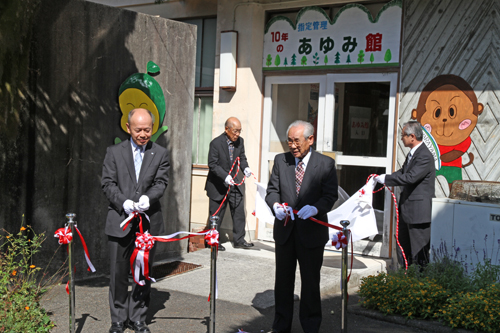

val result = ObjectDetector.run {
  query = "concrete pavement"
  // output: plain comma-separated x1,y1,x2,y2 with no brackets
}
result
41,240,433,332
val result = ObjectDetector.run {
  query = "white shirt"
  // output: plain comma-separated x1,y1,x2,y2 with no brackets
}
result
409,142,423,161
295,148,312,172
130,138,145,160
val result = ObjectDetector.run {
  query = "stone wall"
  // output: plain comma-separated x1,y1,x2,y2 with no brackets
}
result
0,0,196,278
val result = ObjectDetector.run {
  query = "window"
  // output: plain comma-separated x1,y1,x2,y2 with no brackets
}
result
180,17,216,165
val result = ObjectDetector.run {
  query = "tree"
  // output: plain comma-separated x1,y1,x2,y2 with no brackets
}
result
284,57,288,67
357,50,365,64
291,54,297,66
324,55,328,65
370,53,375,64
274,54,281,67
266,54,272,67
384,49,392,63
313,52,319,65
346,54,351,64
334,52,341,64
301,55,307,66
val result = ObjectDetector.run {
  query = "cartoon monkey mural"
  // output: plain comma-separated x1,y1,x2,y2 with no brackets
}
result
411,74,483,191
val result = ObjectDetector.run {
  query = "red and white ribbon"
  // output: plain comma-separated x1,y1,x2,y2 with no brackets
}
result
331,231,348,249
120,210,150,230
130,228,219,286
368,174,408,270
54,226,96,273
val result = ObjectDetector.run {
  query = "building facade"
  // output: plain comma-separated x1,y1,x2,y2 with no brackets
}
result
89,0,500,260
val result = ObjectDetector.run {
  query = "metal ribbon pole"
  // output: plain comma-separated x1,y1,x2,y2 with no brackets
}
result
66,213,76,333
209,216,219,333
340,220,350,333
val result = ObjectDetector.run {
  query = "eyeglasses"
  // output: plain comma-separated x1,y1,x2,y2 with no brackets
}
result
230,128,242,134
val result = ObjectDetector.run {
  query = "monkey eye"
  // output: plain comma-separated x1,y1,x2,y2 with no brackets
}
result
434,107,441,119
449,105,457,118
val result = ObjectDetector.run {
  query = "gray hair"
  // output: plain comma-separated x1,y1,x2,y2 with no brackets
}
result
287,120,314,139
128,108,155,124
403,120,423,141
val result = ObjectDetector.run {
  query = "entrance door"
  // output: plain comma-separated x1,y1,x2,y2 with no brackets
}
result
259,73,398,258
325,73,398,257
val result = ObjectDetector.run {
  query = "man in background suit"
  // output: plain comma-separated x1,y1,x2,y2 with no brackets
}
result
375,120,435,267
265,120,338,333
102,108,170,333
205,117,254,251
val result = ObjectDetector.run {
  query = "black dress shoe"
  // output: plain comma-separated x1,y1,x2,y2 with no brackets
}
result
109,321,126,333
218,244,226,251
234,241,254,248
128,321,151,333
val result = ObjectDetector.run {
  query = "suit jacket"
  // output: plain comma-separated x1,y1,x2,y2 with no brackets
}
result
265,150,338,248
385,143,435,224
205,133,249,201
102,139,170,237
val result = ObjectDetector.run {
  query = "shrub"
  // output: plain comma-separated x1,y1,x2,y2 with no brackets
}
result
0,218,65,332
359,239,500,332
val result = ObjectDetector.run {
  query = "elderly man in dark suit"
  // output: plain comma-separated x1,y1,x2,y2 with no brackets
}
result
102,108,169,333
205,117,254,251
375,120,435,267
265,120,338,333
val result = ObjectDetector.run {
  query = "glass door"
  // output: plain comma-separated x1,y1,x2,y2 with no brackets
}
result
258,73,398,258
259,75,326,241
324,73,398,257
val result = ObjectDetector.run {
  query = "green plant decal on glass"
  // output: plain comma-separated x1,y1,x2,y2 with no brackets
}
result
274,54,281,67
291,54,297,66
284,57,288,67
301,55,307,66
370,53,375,63
346,54,351,64
324,55,328,65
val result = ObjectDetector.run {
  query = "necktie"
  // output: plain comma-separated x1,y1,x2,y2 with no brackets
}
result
228,142,234,162
134,146,143,181
295,161,305,196
408,152,413,164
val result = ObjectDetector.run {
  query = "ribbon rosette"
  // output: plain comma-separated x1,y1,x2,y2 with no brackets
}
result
130,232,156,286
331,231,348,249
54,227,73,245
204,229,219,246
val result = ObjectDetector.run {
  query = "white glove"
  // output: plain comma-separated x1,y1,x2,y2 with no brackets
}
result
244,167,252,178
225,175,235,186
374,174,386,184
273,203,287,220
297,205,318,220
123,199,135,215
138,195,150,211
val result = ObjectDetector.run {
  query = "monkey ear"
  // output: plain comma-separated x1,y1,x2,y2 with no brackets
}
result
477,103,484,115
411,109,418,120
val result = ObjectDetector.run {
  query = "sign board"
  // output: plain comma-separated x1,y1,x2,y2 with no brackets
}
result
263,0,402,70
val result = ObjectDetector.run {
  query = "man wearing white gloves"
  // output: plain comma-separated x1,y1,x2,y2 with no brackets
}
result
374,120,435,268
102,108,170,333
265,120,338,333
205,117,254,250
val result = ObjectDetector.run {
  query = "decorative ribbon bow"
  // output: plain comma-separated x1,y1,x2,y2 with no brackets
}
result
130,232,156,286
331,231,348,249
54,226,95,273
54,226,96,294
204,229,219,246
